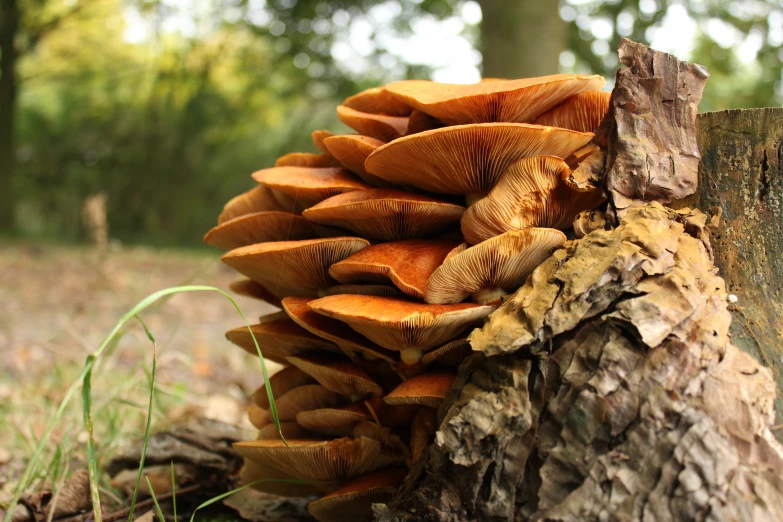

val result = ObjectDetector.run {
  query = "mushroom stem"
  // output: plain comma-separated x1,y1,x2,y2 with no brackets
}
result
470,288,508,306
400,348,423,366
465,192,488,207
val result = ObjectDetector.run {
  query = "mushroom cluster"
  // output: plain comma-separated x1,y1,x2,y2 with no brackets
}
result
205,74,610,521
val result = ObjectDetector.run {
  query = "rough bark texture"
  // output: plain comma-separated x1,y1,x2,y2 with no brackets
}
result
477,0,564,79
680,108,783,437
376,41,783,522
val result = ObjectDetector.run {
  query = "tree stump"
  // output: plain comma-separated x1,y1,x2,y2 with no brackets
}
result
377,42,783,522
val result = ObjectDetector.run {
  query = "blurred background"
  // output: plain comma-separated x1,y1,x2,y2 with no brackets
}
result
1,0,782,246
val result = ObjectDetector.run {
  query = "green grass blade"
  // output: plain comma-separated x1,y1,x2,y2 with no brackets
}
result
82,355,102,522
145,477,167,522
188,479,307,522
170,462,177,522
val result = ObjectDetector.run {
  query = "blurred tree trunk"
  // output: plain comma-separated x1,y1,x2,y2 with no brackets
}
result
477,0,564,78
0,0,19,231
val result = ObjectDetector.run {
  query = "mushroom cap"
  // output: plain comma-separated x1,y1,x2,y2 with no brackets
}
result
351,421,410,457
204,211,319,250
247,403,268,429
252,166,371,207
303,190,465,242
424,228,567,305
533,90,611,133
221,237,370,299
312,130,334,152
306,467,408,522
385,74,605,125
225,318,341,363
282,296,397,363
405,110,444,135
364,123,594,195
363,398,419,430
336,105,408,142
421,337,471,366
228,279,281,306
251,366,315,409
308,295,494,359
256,421,315,440
275,151,339,168
240,460,338,497
320,284,405,298
328,240,461,300
285,354,383,397
384,372,456,407
461,156,605,245
322,135,390,187
234,436,406,482
343,87,413,116
409,408,438,465
296,402,373,436
272,384,344,422
218,185,298,224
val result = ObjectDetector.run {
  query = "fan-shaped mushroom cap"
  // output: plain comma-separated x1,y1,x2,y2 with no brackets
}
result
312,130,334,152
363,398,419,430
234,436,406,482
218,185,298,223
247,403,267,429
251,366,315,409
204,211,319,250
322,135,389,187
344,87,413,116
405,110,444,135
421,337,471,366
364,123,593,195
303,190,465,242
385,74,605,125
282,297,397,363
321,284,405,298
286,354,383,397
424,228,567,305
384,372,456,407
275,151,339,168
228,279,281,306
328,240,461,300
533,90,611,133
252,167,371,208
296,402,373,436
256,421,315,440
226,318,341,363
307,467,407,522
409,407,437,465
221,237,370,299
272,384,344,422
460,156,605,245
351,421,409,457
308,295,494,365
336,105,408,142
241,460,337,497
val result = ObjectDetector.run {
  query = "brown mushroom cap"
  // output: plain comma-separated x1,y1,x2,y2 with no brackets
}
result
303,190,465,242
351,421,410,457
322,135,390,187
328,240,461,300
221,237,370,299
364,123,594,195
226,318,341,364
405,110,444,135
312,130,334,152
320,284,405,298
241,459,338,498
228,279,281,306
282,296,397,363
336,105,409,142
424,228,567,305
296,402,373,436
251,366,315,409
307,467,407,522
204,211,319,250
234,436,406,482
343,87,413,116
384,74,605,125
308,295,494,365
256,421,315,440
218,185,298,223
421,336,471,366
461,156,605,245
275,151,339,168
384,372,456,407
409,407,438,465
272,384,344,422
286,354,383,397
252,166,371,208
533,90,611,133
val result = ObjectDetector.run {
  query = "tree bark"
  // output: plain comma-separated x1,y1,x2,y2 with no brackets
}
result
376,41,783,522
0,0,19,231
477,0,564,78
680,108,783,436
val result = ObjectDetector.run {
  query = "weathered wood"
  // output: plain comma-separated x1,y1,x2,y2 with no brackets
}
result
681,108,783,436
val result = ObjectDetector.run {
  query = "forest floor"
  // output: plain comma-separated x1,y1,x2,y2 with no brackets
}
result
0,241,282,518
